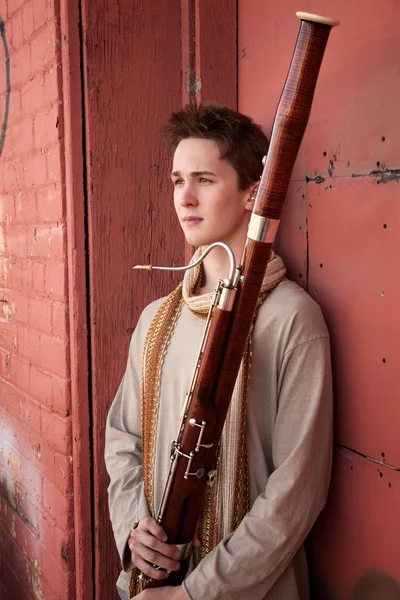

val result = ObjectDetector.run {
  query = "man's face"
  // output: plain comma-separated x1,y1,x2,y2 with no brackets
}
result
171,138,254,249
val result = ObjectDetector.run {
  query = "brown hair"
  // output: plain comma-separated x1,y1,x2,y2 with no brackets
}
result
163,104,269,190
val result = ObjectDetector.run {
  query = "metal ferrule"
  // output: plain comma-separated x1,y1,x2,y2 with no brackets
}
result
217,286,236,311
247,213,280,243
179,541,193,561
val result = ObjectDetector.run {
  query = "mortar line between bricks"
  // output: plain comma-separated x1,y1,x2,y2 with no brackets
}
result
77,0,97,595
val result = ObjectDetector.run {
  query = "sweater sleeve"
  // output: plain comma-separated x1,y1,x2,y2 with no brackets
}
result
182,335,333,600
105,315,151,571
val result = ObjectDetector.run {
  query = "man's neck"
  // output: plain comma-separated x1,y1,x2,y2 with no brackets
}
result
199,233,247,295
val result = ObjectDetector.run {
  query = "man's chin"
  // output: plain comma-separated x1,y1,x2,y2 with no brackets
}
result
185,239,219,249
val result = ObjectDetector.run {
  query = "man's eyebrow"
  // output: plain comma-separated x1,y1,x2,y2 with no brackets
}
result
171,170,217,177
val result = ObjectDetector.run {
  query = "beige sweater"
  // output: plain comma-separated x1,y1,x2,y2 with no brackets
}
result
105,279,332,599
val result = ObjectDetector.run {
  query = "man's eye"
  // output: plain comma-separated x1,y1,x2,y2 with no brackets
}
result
199,177,211,183
173,179,184,186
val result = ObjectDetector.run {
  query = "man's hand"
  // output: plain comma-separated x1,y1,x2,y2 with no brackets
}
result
128,517,181,581
135,585,186,599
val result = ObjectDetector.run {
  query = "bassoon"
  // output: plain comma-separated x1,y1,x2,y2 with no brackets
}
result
131,11,339,594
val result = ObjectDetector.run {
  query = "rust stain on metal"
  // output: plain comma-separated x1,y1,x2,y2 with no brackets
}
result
370,168,400,184
352,167,400,183
305,174,326,184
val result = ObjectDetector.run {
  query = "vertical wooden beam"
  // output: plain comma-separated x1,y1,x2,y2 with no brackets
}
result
59,1,93,599
80,2,184,597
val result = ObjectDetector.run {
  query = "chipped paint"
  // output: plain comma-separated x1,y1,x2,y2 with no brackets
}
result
369,168,400,184
8,456,21,474
186,71,202,95
306,174,326,184
31,558,43,600
61,543,68,562
10,513,16,538
6,473,18,509
2,297,11,320
338,444,400,472
34,443,41,460
352,167,400,184
6,456,21,509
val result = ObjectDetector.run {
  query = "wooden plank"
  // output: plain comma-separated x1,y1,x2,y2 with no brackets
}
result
59,1,93,598
80,1,184,597
195,0,237,108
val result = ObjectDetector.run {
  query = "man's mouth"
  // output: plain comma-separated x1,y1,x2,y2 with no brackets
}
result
183,217,203,224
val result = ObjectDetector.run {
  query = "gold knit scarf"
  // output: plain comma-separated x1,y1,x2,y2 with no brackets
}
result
139,250,286,570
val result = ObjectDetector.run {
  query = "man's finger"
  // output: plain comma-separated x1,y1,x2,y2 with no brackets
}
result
133,556,170,581
130,527,180,560
137,517,168,542
140,531,180,559
137,541,180,572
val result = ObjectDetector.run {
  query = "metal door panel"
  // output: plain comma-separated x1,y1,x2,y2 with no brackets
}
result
308,177,400,465
311,448,400,598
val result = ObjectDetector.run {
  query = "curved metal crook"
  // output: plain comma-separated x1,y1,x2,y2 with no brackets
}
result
133,242,237,286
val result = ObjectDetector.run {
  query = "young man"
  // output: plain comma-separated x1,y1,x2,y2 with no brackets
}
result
105,105,332,600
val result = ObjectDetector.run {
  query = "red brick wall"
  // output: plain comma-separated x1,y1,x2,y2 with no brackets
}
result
0,1,74,598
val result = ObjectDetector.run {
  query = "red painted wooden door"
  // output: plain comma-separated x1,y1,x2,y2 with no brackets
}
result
238,1,400,598
80,2,185,597
80,1,236,598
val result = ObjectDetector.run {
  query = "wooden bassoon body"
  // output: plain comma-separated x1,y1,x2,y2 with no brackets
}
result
132,11,339,594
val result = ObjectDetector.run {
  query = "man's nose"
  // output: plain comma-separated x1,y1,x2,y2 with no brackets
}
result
180,184,198,207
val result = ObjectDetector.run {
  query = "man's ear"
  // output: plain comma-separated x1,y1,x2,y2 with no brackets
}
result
244,184,258,211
